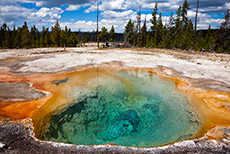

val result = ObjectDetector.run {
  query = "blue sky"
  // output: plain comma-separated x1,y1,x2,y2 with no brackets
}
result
0,0,229,32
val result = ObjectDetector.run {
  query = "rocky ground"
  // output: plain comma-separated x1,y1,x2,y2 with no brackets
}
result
0,47,229,153
0,120,229,154
1,47,230,91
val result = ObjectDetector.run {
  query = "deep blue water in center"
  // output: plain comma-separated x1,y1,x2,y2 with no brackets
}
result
44,70,200,147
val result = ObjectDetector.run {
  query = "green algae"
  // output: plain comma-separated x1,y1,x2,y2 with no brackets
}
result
43,70,200,147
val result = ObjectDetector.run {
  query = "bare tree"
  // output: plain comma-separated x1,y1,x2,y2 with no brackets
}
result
137,6,141,34
193,0,199,49
97,1,99,48
137,6,141,46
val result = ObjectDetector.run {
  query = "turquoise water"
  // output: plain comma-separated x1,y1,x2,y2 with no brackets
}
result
44,70,200,147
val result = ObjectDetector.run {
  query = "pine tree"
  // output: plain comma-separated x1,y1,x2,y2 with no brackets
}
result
164,13,174,49
39,27,46,47
173,6,182,48
140,17,147,47
124,20,135,46
1,24,11,48
64,28,71,47
172,0,191,49
214,9,230,53
175,6,182,29
0,26,3,47
182,20,194,49
83,32,90,43
1,24,5,47
181,0,191,49
99,27,109,42
169,12,174,28
61,26,69,47
69,33,78,47
181,0,190,26
165,30,172,49
156,12,164,47
195,31,205,51
30,26,37,48
133,20,139,46
204,25,215,51
6,27,12,48
150,3,158,32
11,26,17,48
44,28,50,47
21,22,30,48
150,3,158,47
15,27,22,48
222,9,230,29
51,20,61,47
109,25,115,42
0,22,78,49
0,24,7,47
35,27,40,47
146,32,153,48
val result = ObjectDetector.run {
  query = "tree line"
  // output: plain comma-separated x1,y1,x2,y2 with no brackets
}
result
123,0,230,53
0,21,79,48
0,20,121,49
0,0,229,53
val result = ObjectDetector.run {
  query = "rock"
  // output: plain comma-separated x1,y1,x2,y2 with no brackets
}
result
1,120,230,153
0,82,46,102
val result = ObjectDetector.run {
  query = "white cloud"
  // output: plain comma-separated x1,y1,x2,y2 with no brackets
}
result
187,10,224,29
0,4,64,27
85,0,138,13
59,12,173,33
0,5,33,25
101,10,136,20
142,1,180,12
30,7,64,25
0,0,34,4
0,0,228,31
202,18,223,26
2,0,228,14
35,1,46,7
225,2,230,8
66,5,81,11
31,7,63,19
99,0,129,11
100,18,130,32
196,2,230,13
188,10,211,19
60,18,132,33
60,20,96,32
28,0,92,8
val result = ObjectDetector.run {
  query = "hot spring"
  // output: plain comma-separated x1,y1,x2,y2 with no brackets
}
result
34,68,200,148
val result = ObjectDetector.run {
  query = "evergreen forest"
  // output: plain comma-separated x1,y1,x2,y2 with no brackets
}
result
0,0,229,53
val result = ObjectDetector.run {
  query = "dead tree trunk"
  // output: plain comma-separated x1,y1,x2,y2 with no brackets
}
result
97,2,99,48
193,0,199,49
